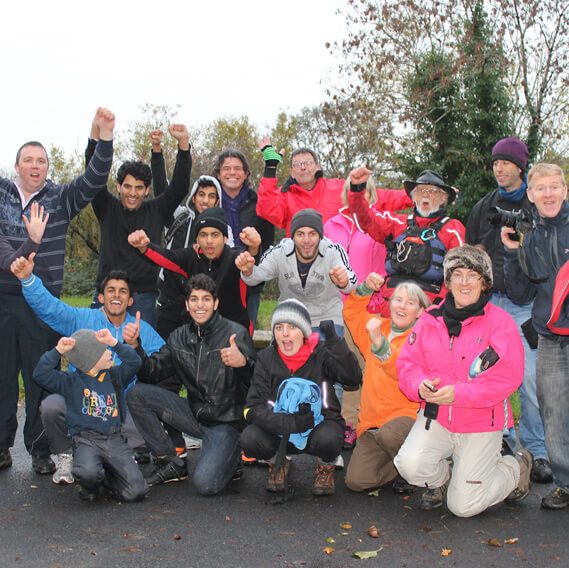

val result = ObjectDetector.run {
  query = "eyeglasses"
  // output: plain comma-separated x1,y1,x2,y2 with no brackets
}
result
291,160,315,169
450,273,482,284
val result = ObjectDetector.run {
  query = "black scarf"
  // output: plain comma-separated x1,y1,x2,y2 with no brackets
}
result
436,290,492,337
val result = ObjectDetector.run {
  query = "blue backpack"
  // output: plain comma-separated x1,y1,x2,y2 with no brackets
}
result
273,377,324,449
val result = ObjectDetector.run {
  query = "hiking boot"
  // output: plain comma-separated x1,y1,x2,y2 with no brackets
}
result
266,458,291,493
531,458,554,484
0,448,12,470
506,449,532,502
541,486,569,510
52,453,74,484
312,462,335,496
144,457,188,486
343,424,357,450
32,455,56,475
392,475,419,495
420,483,447,510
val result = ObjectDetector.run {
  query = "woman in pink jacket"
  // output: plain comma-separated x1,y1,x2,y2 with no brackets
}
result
394,245,532,517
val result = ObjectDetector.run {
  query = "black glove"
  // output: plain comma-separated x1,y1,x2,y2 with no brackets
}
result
319,320,338,342
293,403,315,433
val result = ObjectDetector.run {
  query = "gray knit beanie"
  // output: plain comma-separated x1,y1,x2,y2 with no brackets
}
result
290,208,324,239
65,330,108,373
443,245,493,289
271,299,312,339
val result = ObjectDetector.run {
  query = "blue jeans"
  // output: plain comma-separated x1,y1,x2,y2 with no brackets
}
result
491,292,547,459
127,383,240,495
536,336,569,488
313,325,345,405
91,291,157,330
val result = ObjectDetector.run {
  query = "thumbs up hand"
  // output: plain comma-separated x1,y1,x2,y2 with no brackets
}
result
123,311,141,347
220,333,247,368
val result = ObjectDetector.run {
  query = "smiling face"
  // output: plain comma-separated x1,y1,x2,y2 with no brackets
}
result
117,175,150,211
185,289,219,326
218,157,247,197
192,185,219,214
448,268,484,309
411,185,449,217
389,287,424,329
15,144,49,194
293,227,320,262
98,279,133,320
527,173,568,218
290,152,320,189
196,227,227,259
493,159,523,191
274,322,305,356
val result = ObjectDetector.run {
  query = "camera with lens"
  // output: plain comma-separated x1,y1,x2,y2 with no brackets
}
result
487,206,532,242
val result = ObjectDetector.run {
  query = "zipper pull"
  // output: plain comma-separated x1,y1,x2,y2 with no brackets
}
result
449,336,454,350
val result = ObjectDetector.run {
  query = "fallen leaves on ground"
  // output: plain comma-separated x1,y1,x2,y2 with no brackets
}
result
341,522,352,530
323,547,335,555
367,525,380,538
504,537,519,545
173,535,181,541
441,548,452,557
325,537,336,544
368,489,380,497
486,538,503,548
352,547,383,559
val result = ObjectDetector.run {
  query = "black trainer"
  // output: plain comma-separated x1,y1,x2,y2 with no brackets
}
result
531,458,554,484
392,475,419,495
32,455,56,475
541,487,569,510
145,457,188,486
0,448,13,470
420,483,448,510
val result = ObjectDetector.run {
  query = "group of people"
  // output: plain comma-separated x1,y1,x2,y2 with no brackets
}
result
0,107,567,518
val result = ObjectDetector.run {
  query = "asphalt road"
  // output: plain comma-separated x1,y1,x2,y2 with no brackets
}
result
1,413,568,568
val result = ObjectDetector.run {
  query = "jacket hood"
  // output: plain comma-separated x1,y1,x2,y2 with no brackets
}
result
185,175,223,209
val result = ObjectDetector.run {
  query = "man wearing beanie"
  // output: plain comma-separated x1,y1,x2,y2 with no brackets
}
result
466,137,552,484
128,207,262,333
237,208,357,334
33,329,148,502
241,298,361,495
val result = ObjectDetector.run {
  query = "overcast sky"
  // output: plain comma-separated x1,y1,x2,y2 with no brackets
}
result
1,0,347,171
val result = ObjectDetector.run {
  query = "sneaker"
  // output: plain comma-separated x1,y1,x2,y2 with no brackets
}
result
232,462,244,482
541,486,569,510
313,462,335,496
531,458,554,484
420,483,447,510
183,434,202,451
144,457,188,486
392,475,419,495
133,447,151,464
343,424,357,450
32,455,56,475
506,449,532,502
266,458,291,493
0,448,12,470
334,454,345,470
52,453,74,484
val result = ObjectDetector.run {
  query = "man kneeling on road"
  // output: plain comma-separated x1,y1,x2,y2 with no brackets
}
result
127,274,256,495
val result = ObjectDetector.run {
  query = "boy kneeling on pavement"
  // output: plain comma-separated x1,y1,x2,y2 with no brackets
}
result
33,329,148,502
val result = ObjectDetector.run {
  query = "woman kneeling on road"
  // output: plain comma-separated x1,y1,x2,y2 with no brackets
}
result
240,299,361,496
394,244,532,517
343,275,429,493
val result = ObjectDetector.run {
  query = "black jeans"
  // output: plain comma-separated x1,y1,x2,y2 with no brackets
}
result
0,294,57,456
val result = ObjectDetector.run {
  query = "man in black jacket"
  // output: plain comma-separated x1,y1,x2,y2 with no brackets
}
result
127,274,256,495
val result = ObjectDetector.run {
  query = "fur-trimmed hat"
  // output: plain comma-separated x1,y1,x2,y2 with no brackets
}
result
65,330,108,374
443,245,493,289
271,299,312,339
403,170,456,204
290,208,324,239
194,207,228,237
491,137,529,172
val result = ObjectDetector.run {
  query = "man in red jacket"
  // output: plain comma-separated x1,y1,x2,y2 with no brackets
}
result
256,138,411,237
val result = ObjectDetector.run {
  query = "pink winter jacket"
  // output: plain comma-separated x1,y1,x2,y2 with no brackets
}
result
323,207,387,284
397,301,524,433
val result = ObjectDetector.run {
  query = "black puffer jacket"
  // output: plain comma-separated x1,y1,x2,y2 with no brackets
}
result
244,333,362,435
137,312,256,426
